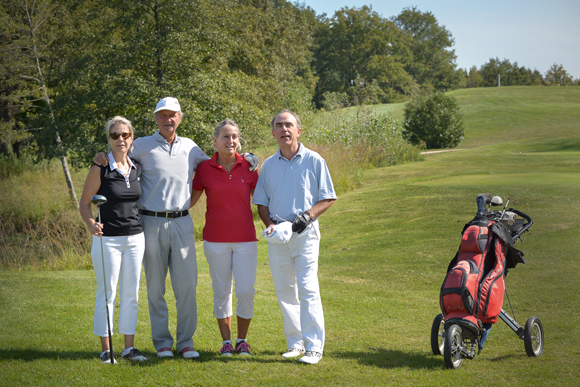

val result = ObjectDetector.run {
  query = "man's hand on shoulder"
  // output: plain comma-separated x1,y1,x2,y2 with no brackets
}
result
243,153,259,171
94,152,109,166
292,210,312,234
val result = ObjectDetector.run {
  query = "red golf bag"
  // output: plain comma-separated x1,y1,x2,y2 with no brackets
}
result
439,216,518,334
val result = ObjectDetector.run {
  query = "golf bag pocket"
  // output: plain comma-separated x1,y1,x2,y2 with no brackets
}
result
477,240,506,323
457,225,488,267
440,260,479,316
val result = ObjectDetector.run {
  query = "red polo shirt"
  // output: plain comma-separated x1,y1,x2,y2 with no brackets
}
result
192,152,259,243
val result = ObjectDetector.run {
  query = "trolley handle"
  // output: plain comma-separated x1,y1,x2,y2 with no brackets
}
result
508,208,533,239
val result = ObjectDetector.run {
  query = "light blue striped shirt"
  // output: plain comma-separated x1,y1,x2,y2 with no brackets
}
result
253,144,336,222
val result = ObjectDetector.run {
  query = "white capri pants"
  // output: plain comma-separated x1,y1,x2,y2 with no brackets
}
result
203,241,258,320
91,232,145,337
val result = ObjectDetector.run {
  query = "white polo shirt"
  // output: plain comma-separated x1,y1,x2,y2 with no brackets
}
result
130,131,209,212
252,143,336,222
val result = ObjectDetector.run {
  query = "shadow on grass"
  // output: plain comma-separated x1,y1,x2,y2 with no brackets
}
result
0,348,294,366
0,347,450,369
334,348,445,370
526,138,580,153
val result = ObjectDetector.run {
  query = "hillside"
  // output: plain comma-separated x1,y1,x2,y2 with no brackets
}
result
367,86,580,149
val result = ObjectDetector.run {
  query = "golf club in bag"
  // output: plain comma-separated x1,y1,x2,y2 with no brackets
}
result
91,195,114,364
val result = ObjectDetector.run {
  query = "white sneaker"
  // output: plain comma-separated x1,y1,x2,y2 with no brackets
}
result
281,348,305,358
299,351,322,365
157,347,174,358
180,347,200,359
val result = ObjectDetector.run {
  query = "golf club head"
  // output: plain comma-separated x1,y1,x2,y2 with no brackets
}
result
91,195,107,206
490,196,503,207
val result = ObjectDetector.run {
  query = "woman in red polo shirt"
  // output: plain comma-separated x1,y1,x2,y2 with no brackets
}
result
191,119,259,356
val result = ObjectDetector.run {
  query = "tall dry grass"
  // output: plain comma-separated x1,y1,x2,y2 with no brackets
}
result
0,156,89,270
0,155,209,270
304,107,423,195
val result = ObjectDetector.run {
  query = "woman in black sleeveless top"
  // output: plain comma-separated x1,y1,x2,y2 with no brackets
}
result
79,116,147,363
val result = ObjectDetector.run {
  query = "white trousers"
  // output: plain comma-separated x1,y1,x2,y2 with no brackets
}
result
203,241,258,319
268,222,325,353
91,233,145,337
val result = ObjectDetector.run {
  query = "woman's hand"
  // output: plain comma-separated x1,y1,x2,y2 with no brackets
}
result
90,221,104,236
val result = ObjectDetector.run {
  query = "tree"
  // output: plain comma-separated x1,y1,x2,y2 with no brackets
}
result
33,0,317,165
465,66,484,88
312,6,417,107
393,7,462,91
478,58,547,87
0,0,78,207
402,91,464,149
545,63,573,86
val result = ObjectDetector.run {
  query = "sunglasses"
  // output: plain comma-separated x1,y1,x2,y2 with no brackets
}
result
109,132,132,140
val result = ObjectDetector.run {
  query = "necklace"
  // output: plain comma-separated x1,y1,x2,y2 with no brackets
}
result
219,158,236,173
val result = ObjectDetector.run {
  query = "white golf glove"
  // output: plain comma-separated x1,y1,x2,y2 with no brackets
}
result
262,222,293,244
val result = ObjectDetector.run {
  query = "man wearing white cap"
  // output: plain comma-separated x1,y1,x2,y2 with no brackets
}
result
134,97,209,359
95,97,208,359
253,109,336,365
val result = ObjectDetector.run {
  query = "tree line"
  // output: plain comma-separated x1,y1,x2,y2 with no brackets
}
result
1,1,577,163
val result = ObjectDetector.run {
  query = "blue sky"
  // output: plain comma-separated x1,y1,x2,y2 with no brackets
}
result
303,0,580,79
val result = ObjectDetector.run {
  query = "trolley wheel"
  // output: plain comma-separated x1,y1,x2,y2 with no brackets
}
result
444,324,464,369
431,314,445,355
524,316,544,357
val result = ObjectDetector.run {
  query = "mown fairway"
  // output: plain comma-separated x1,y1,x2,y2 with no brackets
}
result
1,87,579,386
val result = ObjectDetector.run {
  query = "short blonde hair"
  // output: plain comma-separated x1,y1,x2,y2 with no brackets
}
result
104,116,135,153
213,118,242,152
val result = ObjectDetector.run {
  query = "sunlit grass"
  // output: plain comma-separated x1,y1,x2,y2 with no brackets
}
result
1,87,580,385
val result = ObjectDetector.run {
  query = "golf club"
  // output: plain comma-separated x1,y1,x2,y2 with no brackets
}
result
91,194,114,364
500,197,511,219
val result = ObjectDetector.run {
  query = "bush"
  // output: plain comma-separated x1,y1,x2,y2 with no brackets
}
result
403,91,464,149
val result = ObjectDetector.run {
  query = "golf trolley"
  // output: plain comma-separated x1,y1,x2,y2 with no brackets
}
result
431,194,544,369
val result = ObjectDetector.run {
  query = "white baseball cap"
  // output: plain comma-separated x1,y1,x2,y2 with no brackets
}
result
154,97,181,114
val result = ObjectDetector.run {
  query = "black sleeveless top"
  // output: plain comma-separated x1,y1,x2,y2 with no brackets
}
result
96,160,143,236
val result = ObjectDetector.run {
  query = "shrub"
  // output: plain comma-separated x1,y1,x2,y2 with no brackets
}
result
403,91,464,149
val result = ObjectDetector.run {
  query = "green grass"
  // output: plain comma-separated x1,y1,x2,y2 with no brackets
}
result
2,86,580,385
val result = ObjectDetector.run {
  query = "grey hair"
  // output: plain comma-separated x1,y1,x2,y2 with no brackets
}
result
104,116,135,153
271,109,301,131
213,118,242,152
